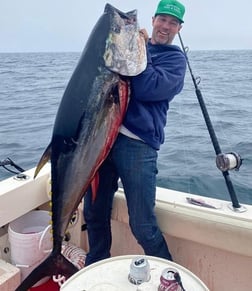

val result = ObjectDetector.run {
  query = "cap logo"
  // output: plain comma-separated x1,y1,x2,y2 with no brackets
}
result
164,4,181,14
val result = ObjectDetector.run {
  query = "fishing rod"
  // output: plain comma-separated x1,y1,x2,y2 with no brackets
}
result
178,33,246,212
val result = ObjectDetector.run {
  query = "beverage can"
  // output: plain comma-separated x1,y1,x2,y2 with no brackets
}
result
128,256,151,285
158,267,181,291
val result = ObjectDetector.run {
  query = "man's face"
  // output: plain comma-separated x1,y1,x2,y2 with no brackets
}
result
151,14,182,45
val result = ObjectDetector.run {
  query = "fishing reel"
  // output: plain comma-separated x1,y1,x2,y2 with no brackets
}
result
216,152,242,172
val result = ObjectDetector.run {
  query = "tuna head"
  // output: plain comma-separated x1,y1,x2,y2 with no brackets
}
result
104,3,147,76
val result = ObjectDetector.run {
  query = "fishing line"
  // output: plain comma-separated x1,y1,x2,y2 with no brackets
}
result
168,96,195,194
178,33,246,212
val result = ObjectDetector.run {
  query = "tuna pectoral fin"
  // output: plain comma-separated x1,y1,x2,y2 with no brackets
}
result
15,253,78,291
34,142,52,178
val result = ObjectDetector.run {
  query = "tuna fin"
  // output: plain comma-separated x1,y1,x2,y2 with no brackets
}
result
15,252,78,291
34,142,52,178
91,172,99,202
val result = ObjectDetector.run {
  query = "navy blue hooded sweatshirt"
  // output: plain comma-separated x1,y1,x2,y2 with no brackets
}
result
122,42,186,150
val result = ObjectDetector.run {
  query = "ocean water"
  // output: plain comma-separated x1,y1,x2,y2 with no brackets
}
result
0,50,251,205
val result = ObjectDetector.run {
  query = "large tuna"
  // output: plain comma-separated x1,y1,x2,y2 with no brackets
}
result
16,3,146,290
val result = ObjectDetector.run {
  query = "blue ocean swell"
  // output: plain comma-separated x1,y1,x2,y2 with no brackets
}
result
0,51,251,205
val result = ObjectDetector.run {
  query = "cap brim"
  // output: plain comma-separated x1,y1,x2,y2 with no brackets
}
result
155,12,184,23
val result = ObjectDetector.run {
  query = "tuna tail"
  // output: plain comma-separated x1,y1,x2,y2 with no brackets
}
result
15,252,78,291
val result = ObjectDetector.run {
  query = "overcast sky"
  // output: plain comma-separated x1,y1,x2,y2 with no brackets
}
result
1,0,251,52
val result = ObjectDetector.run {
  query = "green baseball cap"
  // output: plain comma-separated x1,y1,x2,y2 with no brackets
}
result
155,0,185,23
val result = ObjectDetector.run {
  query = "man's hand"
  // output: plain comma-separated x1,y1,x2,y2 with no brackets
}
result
139,29,149,44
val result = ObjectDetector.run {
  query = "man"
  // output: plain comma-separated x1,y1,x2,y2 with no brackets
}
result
84,0,186,266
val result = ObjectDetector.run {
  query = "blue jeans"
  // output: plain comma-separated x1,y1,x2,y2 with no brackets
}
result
83,133,172,265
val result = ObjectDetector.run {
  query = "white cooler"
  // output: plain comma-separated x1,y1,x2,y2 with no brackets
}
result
60,255,209,291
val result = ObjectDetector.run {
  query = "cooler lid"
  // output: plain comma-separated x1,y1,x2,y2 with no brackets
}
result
60,255,209,291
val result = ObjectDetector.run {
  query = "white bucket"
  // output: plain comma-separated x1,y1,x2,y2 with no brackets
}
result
8,210,53,286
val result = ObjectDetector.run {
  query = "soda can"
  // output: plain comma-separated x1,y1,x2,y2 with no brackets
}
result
158,267,181,291
128,256,151,285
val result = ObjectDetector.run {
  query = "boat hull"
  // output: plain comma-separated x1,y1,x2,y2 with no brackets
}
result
1,166,252,290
